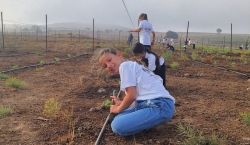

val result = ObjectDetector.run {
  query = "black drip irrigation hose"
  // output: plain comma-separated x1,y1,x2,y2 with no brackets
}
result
95,90,121,145
191,60,250,78
0,53,91,74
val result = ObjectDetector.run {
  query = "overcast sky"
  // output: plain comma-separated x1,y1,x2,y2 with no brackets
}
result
1,0,249,34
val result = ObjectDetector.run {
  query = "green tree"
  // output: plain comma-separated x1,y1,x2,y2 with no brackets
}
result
166,30,178,39
216,28,222,34
22,28,29,31
105,29,110,33
30,25,42,33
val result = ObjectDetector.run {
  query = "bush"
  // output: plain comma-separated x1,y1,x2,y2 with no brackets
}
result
42,98,61,119
240,112,250,126
191,52,198,60
162,51,173,61
5,77,26,89
0,73,9,80
0,106,12,118
170,62,179,69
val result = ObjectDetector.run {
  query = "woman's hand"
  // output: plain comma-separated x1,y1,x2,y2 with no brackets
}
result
110,96,122,106
110,105,120,114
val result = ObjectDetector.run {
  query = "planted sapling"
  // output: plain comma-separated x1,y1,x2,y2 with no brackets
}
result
39,60,45,65
55,57,60,62
12,65,18,69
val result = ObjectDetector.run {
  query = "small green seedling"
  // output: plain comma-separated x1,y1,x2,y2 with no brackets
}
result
104,100,112,108
12,65,18,69
39,60,45,65
55,57,60,62
213,61,217,65
68,54,71,58
231,62,236,68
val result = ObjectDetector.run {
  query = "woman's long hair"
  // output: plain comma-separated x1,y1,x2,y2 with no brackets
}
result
139,13,148,20
132,42,160,69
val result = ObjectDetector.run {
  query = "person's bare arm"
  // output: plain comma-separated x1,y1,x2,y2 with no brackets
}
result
151,31,155,46
110,86,136,113
129,28,142,32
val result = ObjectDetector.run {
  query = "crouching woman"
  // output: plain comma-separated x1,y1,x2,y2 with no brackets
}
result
95,48,175,136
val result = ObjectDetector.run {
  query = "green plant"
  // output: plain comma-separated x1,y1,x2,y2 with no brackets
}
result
68,54,71,58
39,60,45,65
231,62,236,68
201,58,204,62
244,58,248,64
0,73,9,80
177,123,226,145
5,77,26,89
162,51,173,61
213,61,217,65
240,112,250,126
12,65,18,69
170,62,179,69
104,100,112,108
191,52,198,60
0,106,12,118
42,98,61,119
55,57,60,62
124,48,131,53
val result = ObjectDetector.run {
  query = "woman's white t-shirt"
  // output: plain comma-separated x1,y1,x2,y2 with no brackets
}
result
119,61,175,102
139,20,154,45
145,52,164,71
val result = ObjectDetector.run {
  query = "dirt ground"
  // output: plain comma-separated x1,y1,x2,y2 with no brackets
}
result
0,46,250,145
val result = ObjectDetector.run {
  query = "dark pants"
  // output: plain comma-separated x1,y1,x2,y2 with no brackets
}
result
153,63,166,88
144,45,151,50
193,44,195,49
141,59,166,88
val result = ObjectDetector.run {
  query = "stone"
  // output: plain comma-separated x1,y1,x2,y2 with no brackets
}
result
247,79,250,83
89,107,96,112
184,73,190,77
97,88,106,93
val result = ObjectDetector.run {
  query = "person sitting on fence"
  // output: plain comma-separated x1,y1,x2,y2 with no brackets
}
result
94,47,175,136
127,32,133,48
132,42,166,88
166,43,174,52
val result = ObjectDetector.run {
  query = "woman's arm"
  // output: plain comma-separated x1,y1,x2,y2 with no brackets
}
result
129,28,142,32
110,86,137,114
151,31,155,45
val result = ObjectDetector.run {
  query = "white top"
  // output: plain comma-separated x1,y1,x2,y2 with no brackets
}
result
171,38,174,45
119,61,175,102
139,20,154,45
145,52,164,71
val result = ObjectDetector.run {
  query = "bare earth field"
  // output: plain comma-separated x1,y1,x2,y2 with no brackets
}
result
0,45,250,145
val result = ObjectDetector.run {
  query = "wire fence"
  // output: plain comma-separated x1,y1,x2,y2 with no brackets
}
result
1,18,249,53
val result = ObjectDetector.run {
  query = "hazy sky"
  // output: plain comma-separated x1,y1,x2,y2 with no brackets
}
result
1,0,250,34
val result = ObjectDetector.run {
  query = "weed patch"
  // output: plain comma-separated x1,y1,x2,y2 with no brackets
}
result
5,77,26,89
240,112,250,126
0,106,12,118
177,123,226,145
0,73,9,80
170,62,179,69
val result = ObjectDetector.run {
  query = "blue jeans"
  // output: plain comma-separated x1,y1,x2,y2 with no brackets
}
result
111,98,175,136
